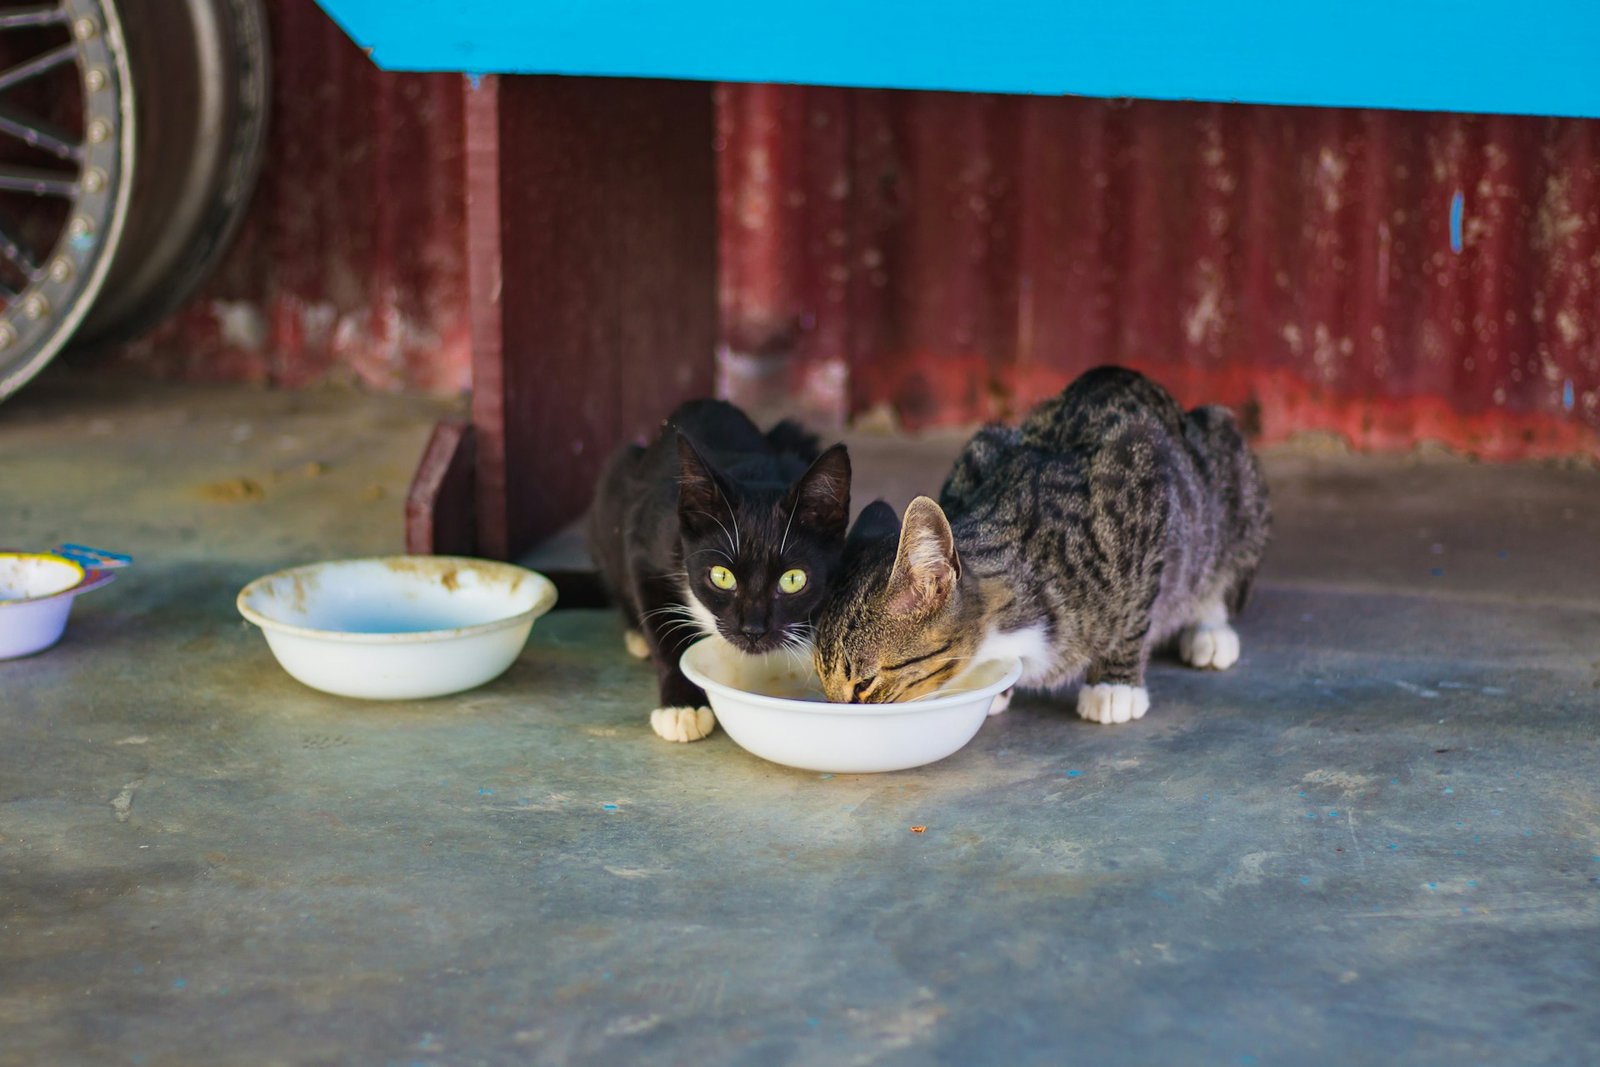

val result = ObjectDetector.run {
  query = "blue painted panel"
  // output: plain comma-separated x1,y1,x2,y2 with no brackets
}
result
316,1,1600,118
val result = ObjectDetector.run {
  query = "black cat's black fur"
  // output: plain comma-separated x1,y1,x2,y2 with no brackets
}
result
587,399,851,741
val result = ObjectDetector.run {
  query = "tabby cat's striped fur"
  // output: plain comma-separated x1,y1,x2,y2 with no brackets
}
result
814,366,1270,724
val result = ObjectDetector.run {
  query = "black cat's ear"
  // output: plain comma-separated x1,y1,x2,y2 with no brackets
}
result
886,496,959,616
848,499,900,546
784,443,851,541
676,434,728,534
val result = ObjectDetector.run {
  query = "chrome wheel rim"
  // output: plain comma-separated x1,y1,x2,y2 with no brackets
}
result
0,0,134,400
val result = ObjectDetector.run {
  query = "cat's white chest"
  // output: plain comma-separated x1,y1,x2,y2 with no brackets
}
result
974,623,1053,685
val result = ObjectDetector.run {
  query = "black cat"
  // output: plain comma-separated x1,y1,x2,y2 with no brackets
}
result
587,400,851,742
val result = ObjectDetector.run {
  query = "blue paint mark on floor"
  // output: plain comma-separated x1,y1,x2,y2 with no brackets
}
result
1450,191,1464,253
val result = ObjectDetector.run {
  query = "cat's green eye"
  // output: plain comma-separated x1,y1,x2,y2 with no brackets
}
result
709,566,737,590
778,568,807,594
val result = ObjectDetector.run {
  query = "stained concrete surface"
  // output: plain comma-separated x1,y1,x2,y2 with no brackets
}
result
2,371,1598,1066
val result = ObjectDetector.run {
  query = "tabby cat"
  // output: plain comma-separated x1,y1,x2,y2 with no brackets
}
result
588,400,851,742
814,366,1269,724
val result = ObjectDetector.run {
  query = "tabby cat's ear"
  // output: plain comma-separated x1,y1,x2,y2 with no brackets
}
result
886,496,959,616
676,435,728,534
785,443,851,541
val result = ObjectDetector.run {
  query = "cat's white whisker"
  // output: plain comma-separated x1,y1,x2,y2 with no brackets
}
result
646,616,714,644
703,477,743,557
715,485,741,555
774,626,817,673
682,510,739,561
656,620,702,636
641,605,701,621
723,522,738,558
656,620,711,645
778,500,798,555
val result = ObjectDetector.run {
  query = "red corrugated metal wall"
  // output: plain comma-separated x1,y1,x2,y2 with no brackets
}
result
99,8,1600,461
718,86,1600,459
109,0,470,393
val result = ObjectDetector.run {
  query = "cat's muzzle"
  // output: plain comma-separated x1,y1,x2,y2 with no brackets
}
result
726,627,786,654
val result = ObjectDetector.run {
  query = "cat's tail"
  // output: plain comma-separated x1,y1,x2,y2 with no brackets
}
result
763,418,822,463
585,441,648,614
593,441,647,498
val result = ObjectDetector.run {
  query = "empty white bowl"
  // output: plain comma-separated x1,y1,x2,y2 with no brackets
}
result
0,552,88,659
237,556,557,699
680,636,1022,773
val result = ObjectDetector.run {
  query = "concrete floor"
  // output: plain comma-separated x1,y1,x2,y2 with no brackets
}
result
3,370,1598,1066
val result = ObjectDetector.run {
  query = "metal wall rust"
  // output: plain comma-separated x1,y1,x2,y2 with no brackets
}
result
108,0,471,393
88,15,1600,463
718,86,1600,460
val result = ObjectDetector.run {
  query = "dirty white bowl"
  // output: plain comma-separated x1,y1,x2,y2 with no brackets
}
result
0,552,88,659
680,636,1022,773
237,556,557,700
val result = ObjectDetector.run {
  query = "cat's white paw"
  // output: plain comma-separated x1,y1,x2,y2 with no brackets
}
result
1077,683,1150,725
650,705,716,743
988,687,1014,716
1179,622,1240,671
623,629,650,660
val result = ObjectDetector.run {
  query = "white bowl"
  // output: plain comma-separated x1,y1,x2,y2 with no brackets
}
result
680,636,1022,773
0,552,88,659
237,556,557,700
